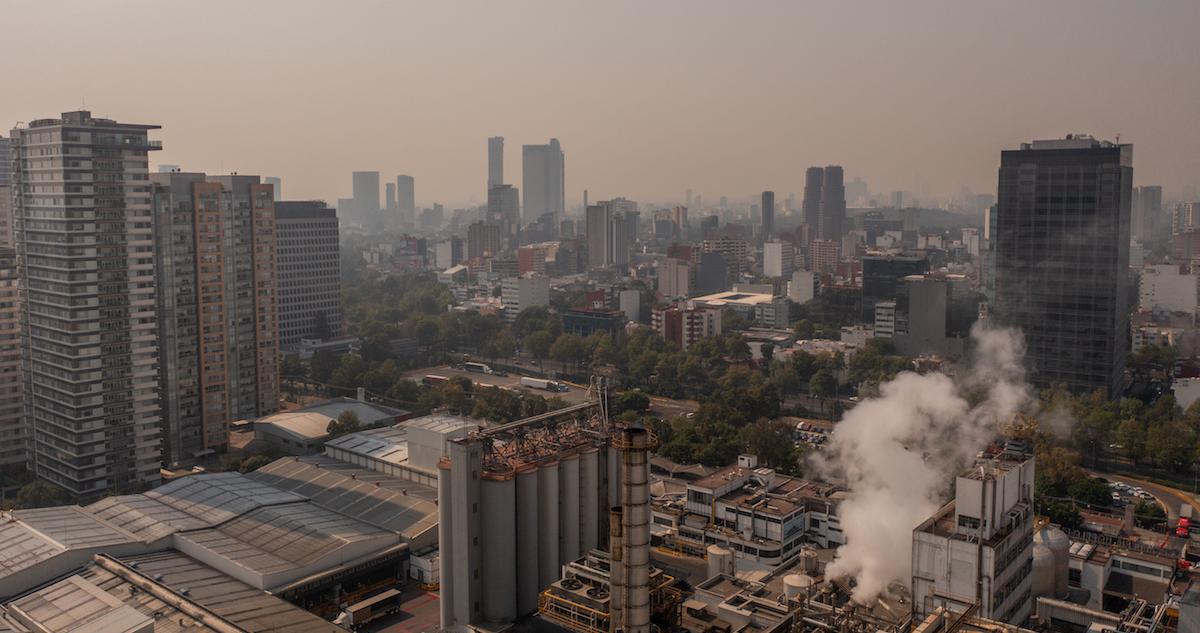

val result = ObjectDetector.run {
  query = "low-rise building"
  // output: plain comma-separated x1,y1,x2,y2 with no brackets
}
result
911,446,1035,625
692,289,790,328
653,304,722,350
253,397,412,455
563,307,625,337
501,274,550,321
653,455,847,567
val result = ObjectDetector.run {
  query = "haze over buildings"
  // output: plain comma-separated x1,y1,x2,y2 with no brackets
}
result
3,3,1195,205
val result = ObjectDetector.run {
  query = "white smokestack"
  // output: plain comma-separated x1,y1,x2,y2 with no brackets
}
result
814,324,1030,604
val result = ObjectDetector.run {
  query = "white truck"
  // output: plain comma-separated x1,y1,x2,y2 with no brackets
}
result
521,376,567,392
334,588,403,630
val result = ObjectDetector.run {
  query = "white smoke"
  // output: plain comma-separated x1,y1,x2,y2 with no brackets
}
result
813,324,1030,604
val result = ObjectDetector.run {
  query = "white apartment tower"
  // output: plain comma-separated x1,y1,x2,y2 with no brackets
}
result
12,111,164,497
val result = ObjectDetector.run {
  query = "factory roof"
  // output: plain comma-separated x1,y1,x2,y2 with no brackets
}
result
293,397,408,425
87,472,306,541
254,411,336,441
176,501,397,586
0,507,142,585
0,551,343,632
247,457,437,543
687,465,842,518
324,424,411,466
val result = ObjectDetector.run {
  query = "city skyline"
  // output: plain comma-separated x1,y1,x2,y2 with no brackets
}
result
3,1,1198,206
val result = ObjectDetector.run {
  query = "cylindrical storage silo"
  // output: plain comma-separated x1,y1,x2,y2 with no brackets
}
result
538,460,560,589
706,545,734,579
607,445,620,518
1035,524,1071,598
480,472,516,623
515,464,540,615
1032,542,1055,600
437,458,455,628
783,574,815,601
580,447,600,554
560,452,581,564
797,547,819,574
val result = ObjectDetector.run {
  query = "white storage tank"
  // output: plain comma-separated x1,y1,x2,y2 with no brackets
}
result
783,574,816,600
1034,524,1071,598
706,544,734,579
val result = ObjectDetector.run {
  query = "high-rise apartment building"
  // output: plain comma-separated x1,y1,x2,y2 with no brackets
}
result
397,175,415,225
0,248,23,469
522,139,565,225
488,136,504,189
0,136,12,247
586,202,614,269
12,111,164,497
151,172,280,465
275,201,342,350
820,166,845,241
993,136,1132,396
761,190,775,239
351,171,380,224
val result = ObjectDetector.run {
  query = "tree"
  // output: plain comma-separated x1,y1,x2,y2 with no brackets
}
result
550,333,585,371
614,390,651,416
1113,418,1146,463
809,369,836,399
525,330,554,370
760,342,775,364
739,419,802,475
10,481,71,509
1067,477,1111,508
310,349,338,383
281,355,305,378
238,454,274,473
326,411,363,439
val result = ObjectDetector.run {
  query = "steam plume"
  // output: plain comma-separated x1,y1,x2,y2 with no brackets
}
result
813,324,1030,603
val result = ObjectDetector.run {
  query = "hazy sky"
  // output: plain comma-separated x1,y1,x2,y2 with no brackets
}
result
4,1,1198,208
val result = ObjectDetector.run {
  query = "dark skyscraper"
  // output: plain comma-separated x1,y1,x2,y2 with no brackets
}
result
488,136,504,189
803,167,823,233
761,190,775,239
351,171,380,224
820,165,845,241
1132,185,1162,243
993,136,1132,396
397,174,415,225
522,138,565,225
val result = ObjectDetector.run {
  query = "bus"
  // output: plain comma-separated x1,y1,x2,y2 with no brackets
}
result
422,374,449,386
463,362,492,374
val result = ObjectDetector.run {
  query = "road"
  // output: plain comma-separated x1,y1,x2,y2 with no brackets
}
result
1091,470,1199,524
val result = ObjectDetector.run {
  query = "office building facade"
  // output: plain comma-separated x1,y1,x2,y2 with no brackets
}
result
586,202,614,269
803,167,823,232
820,166,845,241
993,136,1132,395
275,201,342,350
397,175,415,225
12,111,164,496
761,190,775,239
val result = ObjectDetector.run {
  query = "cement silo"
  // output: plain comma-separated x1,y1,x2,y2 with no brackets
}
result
797,547,820,574
538,459,561,589
1033,524,1070,599
706,544,735,579
480,472,516,622
515,463,540,615
437,458,455,627
560,452,581,563
580,447,600,553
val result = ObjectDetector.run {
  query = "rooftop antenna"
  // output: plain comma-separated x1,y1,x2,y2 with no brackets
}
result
1115,133,1121,144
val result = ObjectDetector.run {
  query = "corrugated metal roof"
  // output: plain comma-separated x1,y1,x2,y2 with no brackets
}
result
248,457,437,540
324,425,410,465
177,501,395,576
